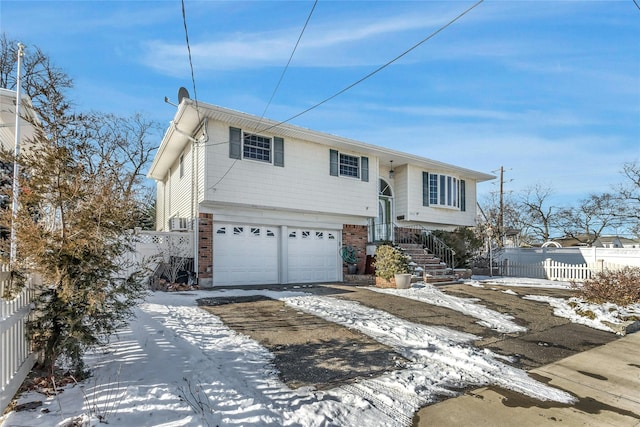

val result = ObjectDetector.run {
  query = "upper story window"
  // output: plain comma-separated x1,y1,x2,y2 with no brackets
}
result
422,171,466,211
339,153,359,178
243,133,271,162
229,126,284,167
329,149,369,182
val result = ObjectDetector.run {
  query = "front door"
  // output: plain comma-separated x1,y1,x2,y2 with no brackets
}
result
373,178,393,242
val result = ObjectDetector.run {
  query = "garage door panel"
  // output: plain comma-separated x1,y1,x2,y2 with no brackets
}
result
213,224,279,286
288,228,339,283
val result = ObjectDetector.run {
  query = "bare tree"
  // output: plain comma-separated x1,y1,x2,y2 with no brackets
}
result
477,192,522,247
154,234,192,287
515,184,559,244
0,34,158,376
614,160,640,237
558,193,622,246
0,34,73,134
1,33,159,228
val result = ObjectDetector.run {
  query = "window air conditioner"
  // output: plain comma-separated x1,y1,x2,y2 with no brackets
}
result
168,217,191,231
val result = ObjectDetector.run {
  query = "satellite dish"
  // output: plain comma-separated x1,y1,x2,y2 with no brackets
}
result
178,87,190,104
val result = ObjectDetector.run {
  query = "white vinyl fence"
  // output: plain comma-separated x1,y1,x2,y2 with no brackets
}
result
0,267,35,413
118,230,193,283
500,258,628,282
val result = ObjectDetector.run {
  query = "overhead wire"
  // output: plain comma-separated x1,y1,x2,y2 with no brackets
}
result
209,0,318,189
207,0,484,188
256,0,319,129
181,0,201,122
254,0,484,135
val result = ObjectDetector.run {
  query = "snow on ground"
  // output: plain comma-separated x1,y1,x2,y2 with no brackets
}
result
469,276,574,289
523,295,640,334
466,276,640,335
2,284,577,427
367,284,527,333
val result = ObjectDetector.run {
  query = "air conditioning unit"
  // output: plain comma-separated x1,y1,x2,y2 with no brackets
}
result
168,217,191,231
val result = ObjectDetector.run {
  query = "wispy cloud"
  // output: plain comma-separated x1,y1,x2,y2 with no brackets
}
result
139,4,477,74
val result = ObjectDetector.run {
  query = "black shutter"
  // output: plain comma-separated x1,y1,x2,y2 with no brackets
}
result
422,172,429,206
274,137,284,167
361,156,369,182
330,149,338,176
460,179,466,211
229,127,241,159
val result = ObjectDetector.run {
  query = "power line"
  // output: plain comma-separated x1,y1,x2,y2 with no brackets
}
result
257,0,318,128
208,0,484,189
255,0,484,135
181,0,201,122
633,0,640,11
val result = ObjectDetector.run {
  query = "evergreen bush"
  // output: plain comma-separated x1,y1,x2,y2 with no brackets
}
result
374,244,410,281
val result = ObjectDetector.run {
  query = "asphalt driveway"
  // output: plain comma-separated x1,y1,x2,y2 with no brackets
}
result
198,282,617,389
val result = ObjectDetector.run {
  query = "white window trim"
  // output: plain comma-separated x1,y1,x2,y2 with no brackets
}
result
429,173,462,209
242,132,272,164
338,152,360,179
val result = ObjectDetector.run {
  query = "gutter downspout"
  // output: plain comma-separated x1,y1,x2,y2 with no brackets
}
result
178,118,209,285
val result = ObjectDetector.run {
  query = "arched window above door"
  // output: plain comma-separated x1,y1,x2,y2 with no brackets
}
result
379,178,392,197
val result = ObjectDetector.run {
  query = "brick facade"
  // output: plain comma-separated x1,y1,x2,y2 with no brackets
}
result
198,213,213,283
342,224,368,275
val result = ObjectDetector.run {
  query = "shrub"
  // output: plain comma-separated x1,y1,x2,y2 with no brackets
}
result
576,267,640,306
374,244,410,281
432,227,484,268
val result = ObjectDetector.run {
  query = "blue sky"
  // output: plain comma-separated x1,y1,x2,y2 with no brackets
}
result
2,1,639,208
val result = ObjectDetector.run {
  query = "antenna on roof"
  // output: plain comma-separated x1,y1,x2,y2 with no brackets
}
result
178,87,190,104
164,96,178,107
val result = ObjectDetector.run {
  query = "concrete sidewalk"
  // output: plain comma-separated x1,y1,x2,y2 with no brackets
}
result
414,331,640,426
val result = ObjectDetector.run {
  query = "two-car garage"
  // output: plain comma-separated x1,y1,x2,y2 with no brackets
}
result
212,223,341,286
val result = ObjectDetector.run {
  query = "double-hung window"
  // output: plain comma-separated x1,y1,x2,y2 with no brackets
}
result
329,149,369,182
339,153,359,178
229,127,284,167
243,133,271,162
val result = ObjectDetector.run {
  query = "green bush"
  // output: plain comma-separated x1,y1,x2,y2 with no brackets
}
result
374,244,410,281
576,267,640,306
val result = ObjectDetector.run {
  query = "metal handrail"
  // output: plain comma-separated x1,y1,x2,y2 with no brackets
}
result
369,223,455,269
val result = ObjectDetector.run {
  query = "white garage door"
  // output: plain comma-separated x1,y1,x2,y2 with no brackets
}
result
287,228,339,283
213,224,279,286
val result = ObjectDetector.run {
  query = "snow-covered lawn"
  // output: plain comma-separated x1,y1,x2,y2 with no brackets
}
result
467,277,640,334
3,277,638,427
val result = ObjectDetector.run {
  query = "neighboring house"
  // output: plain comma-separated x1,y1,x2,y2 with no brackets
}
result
599,236,640,249
147,94,494,287
550,235,598,247
0,88,38,230
0,87,37,151
548,235,640,248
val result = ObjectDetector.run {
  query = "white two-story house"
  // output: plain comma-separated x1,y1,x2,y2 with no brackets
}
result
147,94,494,287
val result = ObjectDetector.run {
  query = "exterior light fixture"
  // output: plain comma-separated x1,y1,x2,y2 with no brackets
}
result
389,160,395,179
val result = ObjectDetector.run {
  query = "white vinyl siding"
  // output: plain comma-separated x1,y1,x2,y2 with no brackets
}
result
164,146,192,228
207,121,375,217
405,165,477,227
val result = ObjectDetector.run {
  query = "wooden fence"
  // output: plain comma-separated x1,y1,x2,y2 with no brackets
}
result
500,258,627,282
0,267,35,413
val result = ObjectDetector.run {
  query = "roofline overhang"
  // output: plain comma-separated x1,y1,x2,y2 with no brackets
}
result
147,99,496,183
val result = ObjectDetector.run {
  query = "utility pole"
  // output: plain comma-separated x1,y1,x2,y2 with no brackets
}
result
498,165,504,246
10,43,25,266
